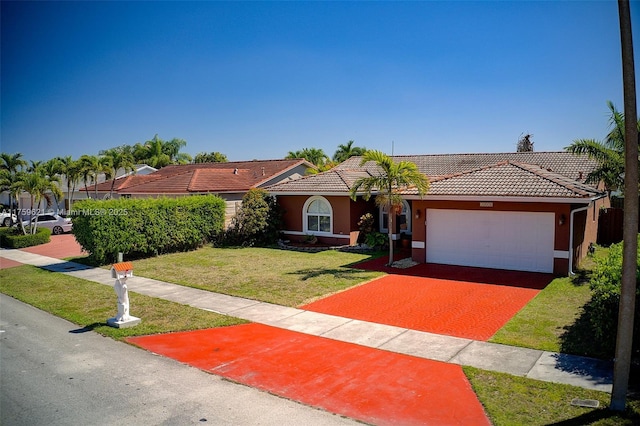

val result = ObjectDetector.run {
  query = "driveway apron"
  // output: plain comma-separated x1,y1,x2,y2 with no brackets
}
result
128,323,490,426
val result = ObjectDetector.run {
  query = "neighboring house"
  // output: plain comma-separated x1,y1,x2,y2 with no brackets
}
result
82,159,313,226
61,164,158,206
266,152,609,275
4,165,157,219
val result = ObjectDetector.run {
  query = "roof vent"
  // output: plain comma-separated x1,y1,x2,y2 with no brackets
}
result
233,168,238,175
262,167,265,176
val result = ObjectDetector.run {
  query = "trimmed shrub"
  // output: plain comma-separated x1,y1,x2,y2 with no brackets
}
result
71,195,225,264
0,226,51,248
217,189,282,247
586,238,640,358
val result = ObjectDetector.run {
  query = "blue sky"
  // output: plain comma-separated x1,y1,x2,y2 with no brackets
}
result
1,1,637,163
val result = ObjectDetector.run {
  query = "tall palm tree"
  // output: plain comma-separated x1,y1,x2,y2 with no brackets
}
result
101,148,135,198
58,156,81,211
333,140,368,163
0,152,27,221
610,0,638,411
565,101,640,197
349,150,429,266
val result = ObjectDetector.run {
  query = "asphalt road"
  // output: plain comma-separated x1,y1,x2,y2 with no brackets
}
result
0,295,359,426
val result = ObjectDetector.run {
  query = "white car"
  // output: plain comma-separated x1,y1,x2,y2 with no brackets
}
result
21,213,73,235
1,211,18,227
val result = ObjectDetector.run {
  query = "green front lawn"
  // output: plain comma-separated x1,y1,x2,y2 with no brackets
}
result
128,246,385,307
466,367,640,425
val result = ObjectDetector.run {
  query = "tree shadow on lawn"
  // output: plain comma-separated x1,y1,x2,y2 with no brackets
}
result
287,267,377,282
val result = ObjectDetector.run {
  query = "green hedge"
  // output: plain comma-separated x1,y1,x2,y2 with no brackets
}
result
71,196,226,264
0,226,51,248
586,237,640,358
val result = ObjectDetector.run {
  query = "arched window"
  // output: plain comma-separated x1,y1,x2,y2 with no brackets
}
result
380,200,411,234
304,196,332,234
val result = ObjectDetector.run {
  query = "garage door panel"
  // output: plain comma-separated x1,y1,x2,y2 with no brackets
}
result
426,209,554,273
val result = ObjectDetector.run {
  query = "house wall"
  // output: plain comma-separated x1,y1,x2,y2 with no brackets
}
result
278,195,307,233
258,164,311,187
276,194,370,245
572,195,609,271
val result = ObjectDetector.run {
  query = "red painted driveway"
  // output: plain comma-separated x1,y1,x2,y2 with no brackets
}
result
128,324,490,425
303,272,542,341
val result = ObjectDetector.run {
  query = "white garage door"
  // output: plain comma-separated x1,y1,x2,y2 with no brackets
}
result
426,209,554,273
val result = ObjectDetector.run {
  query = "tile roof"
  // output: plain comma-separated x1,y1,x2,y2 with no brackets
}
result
84,159,312,194
266,169,372,193
268,152,605,200
403,161,602,198
336,151,598,183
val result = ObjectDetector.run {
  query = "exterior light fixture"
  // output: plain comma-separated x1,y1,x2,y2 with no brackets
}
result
559,214,566,226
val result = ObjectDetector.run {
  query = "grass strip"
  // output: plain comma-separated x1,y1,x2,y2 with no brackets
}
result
465,367,640,425
490,276,593,352
0,265,247,340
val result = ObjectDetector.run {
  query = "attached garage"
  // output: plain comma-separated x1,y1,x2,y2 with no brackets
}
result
426,209,555,273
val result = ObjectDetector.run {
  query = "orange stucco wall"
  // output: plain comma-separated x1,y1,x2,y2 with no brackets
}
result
276,195,374,245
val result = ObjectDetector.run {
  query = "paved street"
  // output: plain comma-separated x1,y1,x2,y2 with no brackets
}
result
0,295,359,426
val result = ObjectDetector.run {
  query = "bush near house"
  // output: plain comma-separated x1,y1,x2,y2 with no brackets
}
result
0,226,51,248
217,189,282,247
72,196,225,264
583,238,640,359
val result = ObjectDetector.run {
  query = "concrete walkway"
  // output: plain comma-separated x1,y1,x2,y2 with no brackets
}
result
0,248,613,393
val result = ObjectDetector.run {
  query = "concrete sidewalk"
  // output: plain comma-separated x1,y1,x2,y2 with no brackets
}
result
0,248,613,393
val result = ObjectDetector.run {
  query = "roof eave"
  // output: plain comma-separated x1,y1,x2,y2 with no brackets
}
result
402,194,606,204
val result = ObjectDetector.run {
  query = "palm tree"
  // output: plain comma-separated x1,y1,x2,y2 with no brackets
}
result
14,164,63,234
101,148,135,198
142,135,171,168
565,101,640,197
286,147,330,168
79,154,101,198
163,137,191,164
58,156,81,211
42,157,63,209
0,152,27,221
193,151,228,163
333,140,368,163
610,0,639,411
96,156,112,199
349,150,429,266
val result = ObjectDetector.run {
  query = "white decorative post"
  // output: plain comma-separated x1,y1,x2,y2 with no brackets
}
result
107,262,141,328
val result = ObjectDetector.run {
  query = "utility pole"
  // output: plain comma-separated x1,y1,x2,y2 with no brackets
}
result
610,0,638,412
